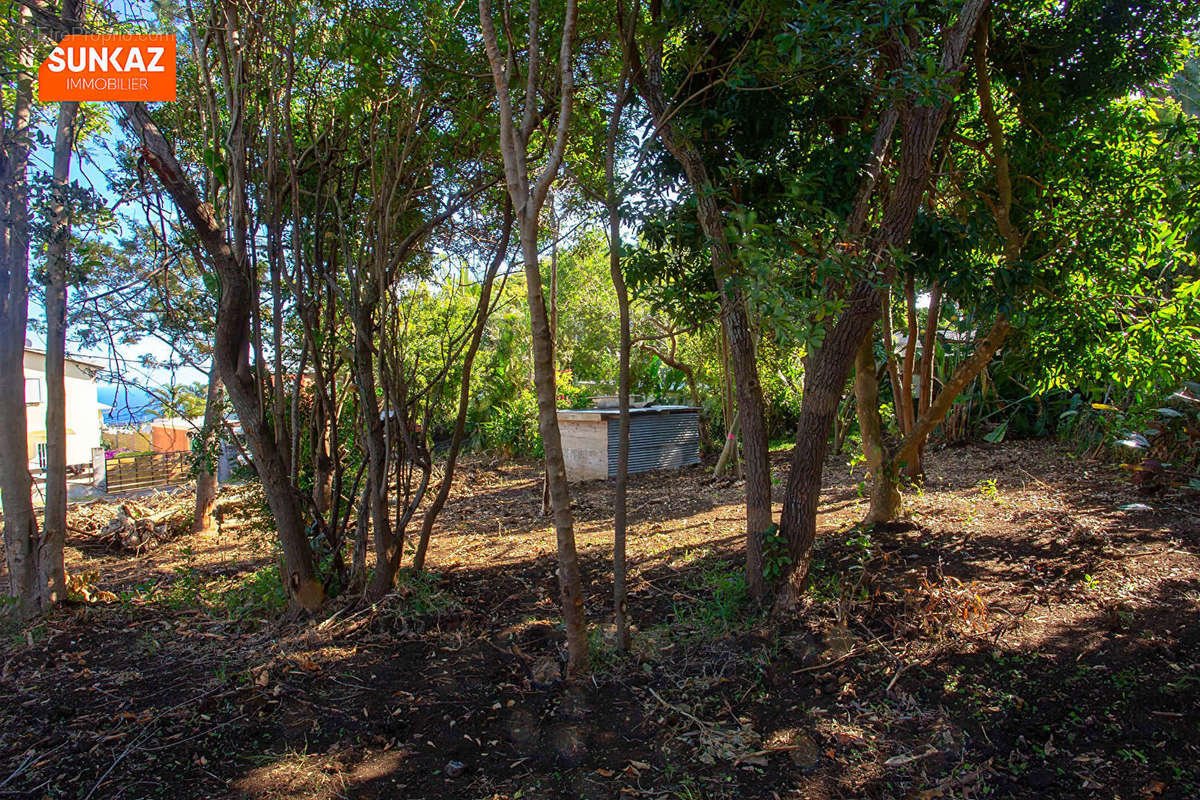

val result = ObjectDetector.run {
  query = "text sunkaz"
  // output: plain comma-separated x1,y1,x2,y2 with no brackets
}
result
44,45,167,74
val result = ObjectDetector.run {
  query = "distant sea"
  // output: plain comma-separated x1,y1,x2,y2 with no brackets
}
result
99,384,158,426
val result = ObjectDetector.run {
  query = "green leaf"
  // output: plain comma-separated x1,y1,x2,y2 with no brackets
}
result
983,420,1009,443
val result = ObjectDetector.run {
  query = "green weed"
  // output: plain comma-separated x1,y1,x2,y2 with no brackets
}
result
222,564,288,619
761,524,792,584
393,569,459,615
672,561,754,638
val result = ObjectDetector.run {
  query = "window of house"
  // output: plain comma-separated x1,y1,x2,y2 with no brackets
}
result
36,442,48,470
25,378,41,404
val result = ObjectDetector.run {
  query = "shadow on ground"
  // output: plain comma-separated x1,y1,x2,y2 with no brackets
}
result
1,440,1198,799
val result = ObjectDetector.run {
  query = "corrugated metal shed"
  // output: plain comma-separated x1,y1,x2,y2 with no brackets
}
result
606,411,700,476
557,405,700,481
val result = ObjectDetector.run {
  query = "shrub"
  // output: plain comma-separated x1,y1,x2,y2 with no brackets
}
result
480,388,543,458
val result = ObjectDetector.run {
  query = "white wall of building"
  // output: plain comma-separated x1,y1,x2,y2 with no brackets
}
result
23,349,104,469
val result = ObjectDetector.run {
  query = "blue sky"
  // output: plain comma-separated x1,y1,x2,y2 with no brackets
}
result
28,25,209,391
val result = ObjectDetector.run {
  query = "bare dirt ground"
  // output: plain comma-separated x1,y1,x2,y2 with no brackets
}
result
1,439,1198,799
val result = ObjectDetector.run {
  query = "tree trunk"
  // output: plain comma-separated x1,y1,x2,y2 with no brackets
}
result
540,202,559,518
662,164,766,577
907,281,942,477
269,213,290,473
775,0,992,612
549,202,559,362
901,276,918,435
917,282,943,420
40,43,79,609
717,323,740,479
311,386,333,518
861,317,1009,527
113,4,322,609
638,320,700,408
122,102,323,611
713,413,741,477
18,0,322,610
479,0,586,677
722,273,771,593
239,403,323,608
620,25,770,596
867,16,1018,505
831,393,854,455
191,365,223,534
879,289,905,436
521,221,589,676
854,331,901,524
607,71,633,649
610,209,632,650
0,5,39,618
351,479,370,588
678,163,771,600
891,314,1011,470
776,282,882,610
356,317,398,602
857,18,1020,524
413,199,513,573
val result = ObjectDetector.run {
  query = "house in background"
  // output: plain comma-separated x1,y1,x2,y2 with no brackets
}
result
103,418,201,455
150,418,198,452
102,426,154,453
23,346,106,470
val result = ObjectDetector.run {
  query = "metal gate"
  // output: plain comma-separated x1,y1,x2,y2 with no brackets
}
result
105,451,191,493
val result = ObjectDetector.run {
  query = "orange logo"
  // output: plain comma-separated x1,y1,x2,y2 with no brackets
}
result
39,35,176,102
